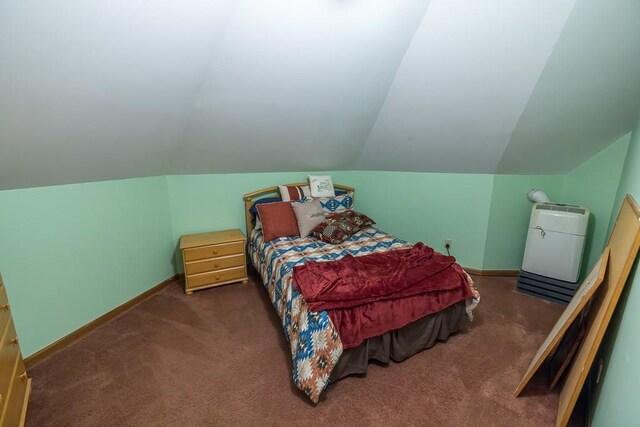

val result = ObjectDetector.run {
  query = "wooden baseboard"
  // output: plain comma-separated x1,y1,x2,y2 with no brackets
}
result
463,267,519,277
25,274,179,368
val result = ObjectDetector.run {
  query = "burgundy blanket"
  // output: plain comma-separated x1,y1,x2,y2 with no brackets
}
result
293,243,473,349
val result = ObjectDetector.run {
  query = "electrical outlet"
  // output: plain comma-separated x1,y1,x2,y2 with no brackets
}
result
445,239,452,247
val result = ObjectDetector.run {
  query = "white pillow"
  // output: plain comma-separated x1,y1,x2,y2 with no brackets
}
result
278,185,311,202
308,175,335,198
291,199,326,237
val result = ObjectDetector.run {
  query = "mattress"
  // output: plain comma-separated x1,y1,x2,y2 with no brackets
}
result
249,226,479,402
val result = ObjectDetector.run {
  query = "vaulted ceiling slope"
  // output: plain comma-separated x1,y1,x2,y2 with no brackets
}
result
1,0,639,190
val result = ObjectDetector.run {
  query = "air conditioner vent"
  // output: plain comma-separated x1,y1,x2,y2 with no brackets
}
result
535,204,586,215
567,207,587,214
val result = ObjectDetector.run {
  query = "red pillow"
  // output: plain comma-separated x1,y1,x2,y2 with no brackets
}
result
326,210,375,227
311,210,375,244
257,202,300,242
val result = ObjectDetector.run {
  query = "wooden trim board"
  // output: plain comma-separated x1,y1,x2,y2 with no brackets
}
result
513,248,609,396
463,268,519,277
24,275,179,368
557,194,640,427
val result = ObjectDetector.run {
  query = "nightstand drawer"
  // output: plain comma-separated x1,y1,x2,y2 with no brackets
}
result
1,357,29,427
183,241,244,262
185,254,245,275
0,320,20,412
186,266,246,289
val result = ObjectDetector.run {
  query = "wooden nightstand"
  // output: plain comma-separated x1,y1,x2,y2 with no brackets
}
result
180,229,248,295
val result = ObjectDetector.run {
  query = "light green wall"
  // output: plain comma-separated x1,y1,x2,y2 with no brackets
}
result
0,176,175,357
561,133,630,277
167,171,494,270
482,135,630,274
2,134,632,359
167,172,341,241
167,172,351,271
591,115,640,426
167,147,631,274
330,171,494,268
2,169,494,358
483,175,564,270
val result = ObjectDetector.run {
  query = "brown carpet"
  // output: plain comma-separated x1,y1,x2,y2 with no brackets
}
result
26,274,564,426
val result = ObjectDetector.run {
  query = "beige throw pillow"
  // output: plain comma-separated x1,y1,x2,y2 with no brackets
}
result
291,199,326,237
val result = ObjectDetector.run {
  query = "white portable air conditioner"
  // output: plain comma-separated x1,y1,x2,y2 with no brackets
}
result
521,203,590,283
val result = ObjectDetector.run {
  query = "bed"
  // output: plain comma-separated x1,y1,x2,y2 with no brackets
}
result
243,183,480,403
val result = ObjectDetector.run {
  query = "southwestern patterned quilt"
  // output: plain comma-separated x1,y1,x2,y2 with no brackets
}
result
249,226,480,403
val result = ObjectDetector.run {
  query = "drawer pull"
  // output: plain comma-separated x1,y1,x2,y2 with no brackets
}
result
0,303,9,311
214,263,220,268
212,250,218,255
215,275,221,280
10,337,18,345
18,373,27,381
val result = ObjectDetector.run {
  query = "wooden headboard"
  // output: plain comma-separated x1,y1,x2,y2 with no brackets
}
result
242,183,355,237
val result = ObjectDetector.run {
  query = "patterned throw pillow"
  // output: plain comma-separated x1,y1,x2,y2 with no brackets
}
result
311,210,375,244
308,175,335,197
319,192,353,214
278,185,311,202
311,220,352,244
327,210,375,228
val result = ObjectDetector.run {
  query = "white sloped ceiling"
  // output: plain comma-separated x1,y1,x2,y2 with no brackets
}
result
172,0,433,174
1,0,639,190
356,0,576,173
497,0,640,173
0,0,239,189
